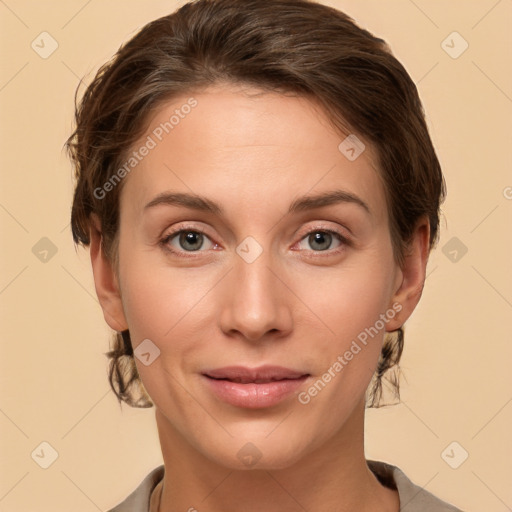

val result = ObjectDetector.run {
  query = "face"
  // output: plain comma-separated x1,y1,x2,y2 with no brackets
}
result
100,83,413,470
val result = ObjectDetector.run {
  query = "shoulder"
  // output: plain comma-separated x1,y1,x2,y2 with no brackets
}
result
368,460,464,511
106,465,165,512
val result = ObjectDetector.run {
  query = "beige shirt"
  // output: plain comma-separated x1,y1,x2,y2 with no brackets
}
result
107,460,464,511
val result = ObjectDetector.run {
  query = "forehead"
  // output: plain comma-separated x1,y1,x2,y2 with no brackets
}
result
119,84,387,222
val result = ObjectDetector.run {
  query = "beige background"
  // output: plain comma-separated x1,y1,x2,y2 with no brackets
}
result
1,0,511,510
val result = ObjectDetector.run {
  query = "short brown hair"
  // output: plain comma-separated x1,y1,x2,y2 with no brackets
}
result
65,0,446,409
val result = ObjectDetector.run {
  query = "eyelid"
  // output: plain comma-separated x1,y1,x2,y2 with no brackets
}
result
160,221,212,239
295,222,351,242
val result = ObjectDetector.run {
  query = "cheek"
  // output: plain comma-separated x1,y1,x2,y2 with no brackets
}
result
120,261,208,415
117,251,217,403
118,246,208,342
292,258,394,401
294,261,392,345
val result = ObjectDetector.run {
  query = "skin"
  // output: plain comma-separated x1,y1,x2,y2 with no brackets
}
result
89,83,430,512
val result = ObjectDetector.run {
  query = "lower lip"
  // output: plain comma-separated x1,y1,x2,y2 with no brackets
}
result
203,375,309,409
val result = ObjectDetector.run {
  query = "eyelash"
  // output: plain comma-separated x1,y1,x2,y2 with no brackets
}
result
159,224,350,258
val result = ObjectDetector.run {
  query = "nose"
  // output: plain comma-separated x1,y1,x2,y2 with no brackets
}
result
218,249,293,343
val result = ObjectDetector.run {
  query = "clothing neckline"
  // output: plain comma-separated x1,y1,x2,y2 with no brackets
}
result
108,459,463,512
149,460,397,512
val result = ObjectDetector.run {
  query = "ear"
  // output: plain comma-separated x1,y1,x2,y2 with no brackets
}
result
89,213,128,332
385,216,430,332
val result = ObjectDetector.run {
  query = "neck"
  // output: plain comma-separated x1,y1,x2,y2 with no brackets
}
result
154,399,399,512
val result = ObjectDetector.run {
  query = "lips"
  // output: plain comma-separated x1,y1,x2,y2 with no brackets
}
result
203,365,309,383
202,366,310,408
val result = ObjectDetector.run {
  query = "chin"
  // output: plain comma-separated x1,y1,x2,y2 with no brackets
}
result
198,430,315,471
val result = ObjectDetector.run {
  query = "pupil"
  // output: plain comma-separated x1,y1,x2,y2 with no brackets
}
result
181,231,202,251
310,232,331,251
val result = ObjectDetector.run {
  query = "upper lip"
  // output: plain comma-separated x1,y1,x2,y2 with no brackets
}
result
203,365,309,383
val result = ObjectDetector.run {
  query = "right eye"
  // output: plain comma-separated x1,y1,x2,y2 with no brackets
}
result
160,228,217,256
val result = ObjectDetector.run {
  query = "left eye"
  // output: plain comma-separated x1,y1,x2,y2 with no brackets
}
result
296,229,346,252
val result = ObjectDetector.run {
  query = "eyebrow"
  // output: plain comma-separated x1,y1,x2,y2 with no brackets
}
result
144,189,371,216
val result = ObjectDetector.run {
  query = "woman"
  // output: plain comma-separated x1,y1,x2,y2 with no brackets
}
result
65,0,463,510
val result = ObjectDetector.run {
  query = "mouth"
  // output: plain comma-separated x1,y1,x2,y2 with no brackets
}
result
201,365,311,409
206,376,305,384
202,365,310,383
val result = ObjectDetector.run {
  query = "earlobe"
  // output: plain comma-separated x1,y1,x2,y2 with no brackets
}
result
89,213,128,332
386,217,430,332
